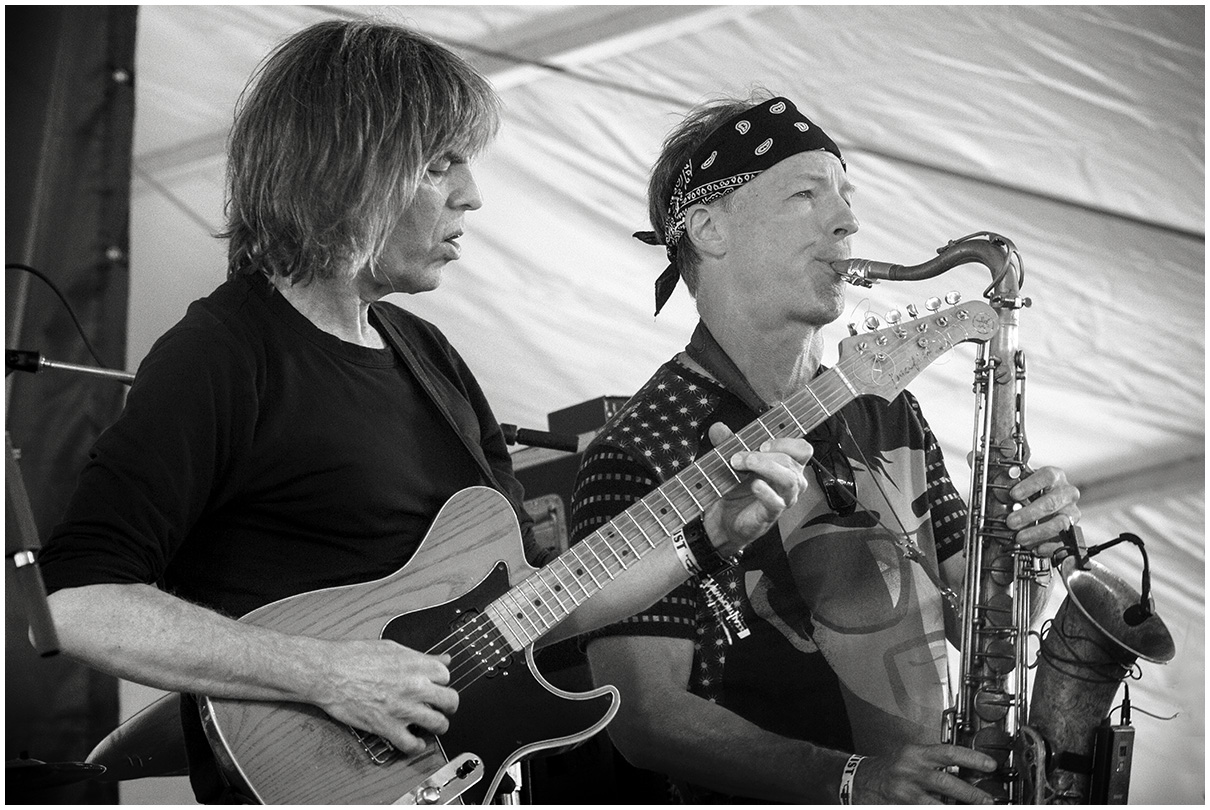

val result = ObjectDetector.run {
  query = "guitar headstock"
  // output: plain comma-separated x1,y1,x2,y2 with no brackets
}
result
836,300,998,401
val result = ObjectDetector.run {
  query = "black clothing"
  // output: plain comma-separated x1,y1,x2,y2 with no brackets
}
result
40,272,542,800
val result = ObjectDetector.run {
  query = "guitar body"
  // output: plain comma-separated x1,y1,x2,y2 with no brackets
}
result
200,487,618,804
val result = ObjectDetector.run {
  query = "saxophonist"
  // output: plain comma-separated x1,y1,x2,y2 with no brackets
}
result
574,93,1081,804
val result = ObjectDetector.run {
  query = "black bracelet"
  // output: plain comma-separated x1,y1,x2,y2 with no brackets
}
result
683,515,736,577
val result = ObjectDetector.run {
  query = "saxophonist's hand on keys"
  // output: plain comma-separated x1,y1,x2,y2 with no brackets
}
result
1005,465,1081,557
855,743,996,804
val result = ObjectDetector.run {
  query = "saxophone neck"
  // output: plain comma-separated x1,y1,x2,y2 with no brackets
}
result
832,232,1025,301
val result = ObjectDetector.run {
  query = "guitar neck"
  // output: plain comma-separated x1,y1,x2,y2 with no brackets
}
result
485,364,861,649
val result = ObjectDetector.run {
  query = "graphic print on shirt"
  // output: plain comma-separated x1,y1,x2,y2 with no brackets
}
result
585,360,963,754
762,436,951,754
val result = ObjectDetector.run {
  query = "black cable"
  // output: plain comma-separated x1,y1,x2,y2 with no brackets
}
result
1083,532,1154,625
6,262,111,368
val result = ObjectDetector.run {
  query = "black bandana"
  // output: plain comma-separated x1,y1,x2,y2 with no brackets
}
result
635,97,845,315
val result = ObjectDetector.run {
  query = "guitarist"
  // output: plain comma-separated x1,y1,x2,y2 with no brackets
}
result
574,94,1083,804
37,25,813,803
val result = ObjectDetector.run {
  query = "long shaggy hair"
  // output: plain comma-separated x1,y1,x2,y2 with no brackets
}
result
221,20,500,283
646,91,772,294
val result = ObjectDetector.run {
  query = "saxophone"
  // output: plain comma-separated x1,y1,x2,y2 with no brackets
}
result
833,233,1175,803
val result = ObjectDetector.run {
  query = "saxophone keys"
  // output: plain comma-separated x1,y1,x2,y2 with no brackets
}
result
974,687,1013,722
987,553,1015,586
979,591,1015,628
972,726,1014,766
980,636,1017,675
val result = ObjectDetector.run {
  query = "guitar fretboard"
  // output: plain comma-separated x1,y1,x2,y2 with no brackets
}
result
484,364,860,650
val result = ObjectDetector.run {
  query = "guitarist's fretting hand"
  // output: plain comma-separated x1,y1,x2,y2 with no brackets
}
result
702,422,814,558
312,641,460,756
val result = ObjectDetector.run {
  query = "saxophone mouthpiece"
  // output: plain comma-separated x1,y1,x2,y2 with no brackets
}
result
831,258,881,288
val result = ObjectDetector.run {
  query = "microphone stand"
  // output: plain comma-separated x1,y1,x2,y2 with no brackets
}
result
5,349,135,656
7,431,60,656
500,423,580,454
7,349,135,385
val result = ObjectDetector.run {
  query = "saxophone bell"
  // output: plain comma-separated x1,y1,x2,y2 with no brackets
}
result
1027,548,1175,803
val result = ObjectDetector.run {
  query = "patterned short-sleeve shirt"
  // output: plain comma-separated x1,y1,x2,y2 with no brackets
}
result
571,356,966,802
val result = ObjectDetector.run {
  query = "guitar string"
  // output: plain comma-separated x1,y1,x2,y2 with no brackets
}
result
413,323,967,691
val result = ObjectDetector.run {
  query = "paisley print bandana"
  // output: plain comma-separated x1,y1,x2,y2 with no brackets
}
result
637,97,846,315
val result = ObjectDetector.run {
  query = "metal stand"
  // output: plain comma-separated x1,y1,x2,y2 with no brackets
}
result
5,350,133,656
6,430,60,656
495,762,525,804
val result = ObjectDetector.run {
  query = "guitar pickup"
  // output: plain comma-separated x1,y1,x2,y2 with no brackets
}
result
347,726,398,765
393,753,483,804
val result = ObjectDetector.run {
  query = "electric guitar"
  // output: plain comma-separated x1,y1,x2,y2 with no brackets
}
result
191,302,999,803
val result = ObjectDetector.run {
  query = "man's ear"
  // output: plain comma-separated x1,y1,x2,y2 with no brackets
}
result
685,204,727,259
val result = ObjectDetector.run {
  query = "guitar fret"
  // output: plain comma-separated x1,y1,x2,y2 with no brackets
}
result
831,366,858,397
636,499,673,538
520,574,560,628
556,558,587,606
781,404,808,434
806,385,828,414
600,519,637,570
760,405,797,439
601,535,629,571
545,578,570,614
489,597,531,648
500,589,543,642
562,549,594,602
698,457,728,496
601,521,643,563
754,419,777,441
674,475,706,510
655,488,689,525
580,542,608,588
540,568,572,613
619,511,654,553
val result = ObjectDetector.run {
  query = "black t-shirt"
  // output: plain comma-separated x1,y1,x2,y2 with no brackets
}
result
40,272,540,799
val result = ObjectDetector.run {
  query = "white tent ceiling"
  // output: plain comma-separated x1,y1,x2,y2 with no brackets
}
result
120,5,1202,804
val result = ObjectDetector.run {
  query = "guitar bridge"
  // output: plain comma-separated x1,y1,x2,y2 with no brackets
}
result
347,726,398,765
393,753,483,805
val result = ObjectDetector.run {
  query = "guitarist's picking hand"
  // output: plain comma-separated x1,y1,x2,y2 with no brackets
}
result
313,641,460,756
703,422,813,557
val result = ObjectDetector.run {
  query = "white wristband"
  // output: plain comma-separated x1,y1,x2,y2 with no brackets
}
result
670,527,701,576
839,754,865,805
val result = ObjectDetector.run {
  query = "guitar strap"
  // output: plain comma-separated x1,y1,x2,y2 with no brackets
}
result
685,320,831,436
372,306,519,508
684,320,771,416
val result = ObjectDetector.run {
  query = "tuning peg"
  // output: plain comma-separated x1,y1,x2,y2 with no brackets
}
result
905,303,919,318
944,291,962,305
864,315,881,331
884,308,902,324
925,297,942,312
847,323,859,336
